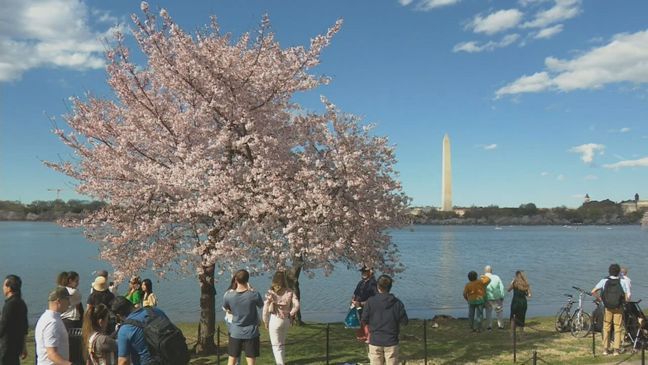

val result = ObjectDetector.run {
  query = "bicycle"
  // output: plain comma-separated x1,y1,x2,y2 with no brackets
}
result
555,286,593,337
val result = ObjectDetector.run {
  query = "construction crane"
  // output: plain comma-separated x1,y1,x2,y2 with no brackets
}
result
47,188,64,200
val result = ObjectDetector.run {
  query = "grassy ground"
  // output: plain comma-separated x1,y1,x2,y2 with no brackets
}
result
20,316,645,364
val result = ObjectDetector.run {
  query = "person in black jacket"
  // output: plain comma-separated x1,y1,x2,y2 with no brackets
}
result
352,267,377,308
361,274,408,365
0,274,28,365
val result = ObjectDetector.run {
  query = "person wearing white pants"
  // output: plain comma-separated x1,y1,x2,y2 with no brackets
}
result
263,271,300,365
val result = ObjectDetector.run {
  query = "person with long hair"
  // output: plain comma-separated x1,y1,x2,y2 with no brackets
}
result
141,279,157,308
61,271,84,330
81,303,116,365
262,271,300,365
508,270,532,331
56,271,69,287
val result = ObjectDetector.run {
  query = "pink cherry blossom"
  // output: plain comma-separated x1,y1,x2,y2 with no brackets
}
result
47,5,409,350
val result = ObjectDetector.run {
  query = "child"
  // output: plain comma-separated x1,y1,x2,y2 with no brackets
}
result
463,271,491,332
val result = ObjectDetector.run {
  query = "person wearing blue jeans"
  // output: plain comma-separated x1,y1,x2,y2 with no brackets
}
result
463,271,490,332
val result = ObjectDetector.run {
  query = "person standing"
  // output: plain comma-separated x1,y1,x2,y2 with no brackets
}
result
620,267,632,301
508,271,531,331
35,287,73,365
125,276,143,309
484,265,506,330
0,275,28,365
352,267,377,309
592,263,628,356
141,279,157,308
61,271,83,329
262,271,300,365
223,270,263,365
463,271,490,332
361,275,408,365
81,303,116,365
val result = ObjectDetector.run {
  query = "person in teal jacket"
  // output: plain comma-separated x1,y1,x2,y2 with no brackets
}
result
484,265,506,330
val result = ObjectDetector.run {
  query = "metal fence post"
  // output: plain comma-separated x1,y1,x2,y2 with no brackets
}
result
513,314,517,363
423,319,428,365
217,325,221,364
326,323,330,365
592,329,595,355
642,345,645,365
532,350,537,365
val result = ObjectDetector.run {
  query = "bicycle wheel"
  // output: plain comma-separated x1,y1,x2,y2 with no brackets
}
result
555,308,570,332
570,310,592,337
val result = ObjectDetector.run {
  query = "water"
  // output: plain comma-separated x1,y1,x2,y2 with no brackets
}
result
1,222,647,325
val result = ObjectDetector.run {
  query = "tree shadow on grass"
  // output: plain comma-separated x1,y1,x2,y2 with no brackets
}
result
398,318,569,365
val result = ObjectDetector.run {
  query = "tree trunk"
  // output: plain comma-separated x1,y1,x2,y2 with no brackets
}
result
195,263,217,354
286,255,305,326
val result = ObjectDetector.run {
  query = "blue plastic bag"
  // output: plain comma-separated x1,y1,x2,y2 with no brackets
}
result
344,307,361,329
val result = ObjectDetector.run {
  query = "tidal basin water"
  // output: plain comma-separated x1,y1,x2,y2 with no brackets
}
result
1,222,647,325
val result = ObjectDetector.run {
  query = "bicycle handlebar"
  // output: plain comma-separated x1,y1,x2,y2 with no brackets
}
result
572,286,592,296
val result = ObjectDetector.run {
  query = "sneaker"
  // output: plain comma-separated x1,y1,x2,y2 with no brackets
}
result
498,326,505,330
602,350,610,356
487,327,492,331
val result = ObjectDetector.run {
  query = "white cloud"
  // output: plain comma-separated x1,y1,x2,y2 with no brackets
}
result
534,24,564,39
419,0,461,10
584,174,598,180
603,157,648,169
522,0,581,29
496,72,552,95
557,174,566,181
399,0,460,10
620,127,631,133
496,30,648,97
0,0,122,82
453,34,520,53
568,143,605,164
540,171,550,176
469,9,524,35
484,144,498,150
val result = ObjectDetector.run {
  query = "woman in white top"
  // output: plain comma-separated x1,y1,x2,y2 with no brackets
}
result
263,271,300,365
141,278,158,307
61,271,83,329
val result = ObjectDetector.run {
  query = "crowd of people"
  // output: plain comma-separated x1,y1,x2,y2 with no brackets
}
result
0,270,164,365
462,266,532,333
0,262,637,365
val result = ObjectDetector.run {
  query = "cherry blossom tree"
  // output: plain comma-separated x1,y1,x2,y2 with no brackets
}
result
47,2,409,352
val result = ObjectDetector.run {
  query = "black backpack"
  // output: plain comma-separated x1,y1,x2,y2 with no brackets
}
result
602,277,625,309
124,308,190,365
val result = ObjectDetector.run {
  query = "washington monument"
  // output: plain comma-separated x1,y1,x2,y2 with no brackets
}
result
441,134,452,211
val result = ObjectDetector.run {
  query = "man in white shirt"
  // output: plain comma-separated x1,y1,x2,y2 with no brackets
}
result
484,265,506,330
621,267,632,301
35,287,72,365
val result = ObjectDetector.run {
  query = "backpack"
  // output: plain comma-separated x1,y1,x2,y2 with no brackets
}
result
124,308,190,365
602,277,625,309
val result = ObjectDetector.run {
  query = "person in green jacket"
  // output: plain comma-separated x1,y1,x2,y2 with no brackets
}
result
125,276,143,309
484,265,506,330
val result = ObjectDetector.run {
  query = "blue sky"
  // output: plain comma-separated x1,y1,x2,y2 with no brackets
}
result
1,0,647,208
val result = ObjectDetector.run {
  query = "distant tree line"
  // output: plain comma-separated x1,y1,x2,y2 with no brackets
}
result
410,200,645,225
0,199,105,221
2,198,644,225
